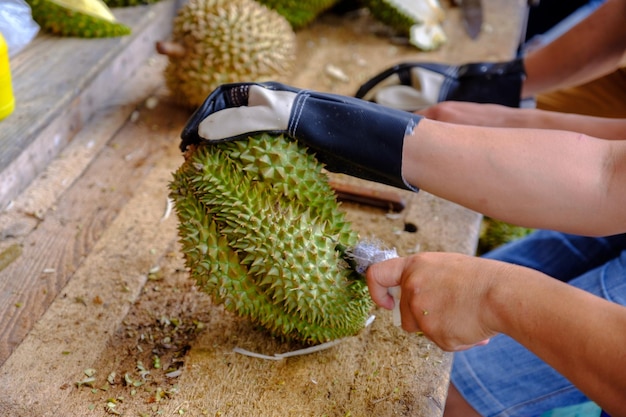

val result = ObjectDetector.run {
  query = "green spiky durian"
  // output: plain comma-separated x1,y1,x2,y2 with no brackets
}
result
364,0,415,34
169,133,373,345
477,217,534,255
255,0,340,29
159,0,296,109
27,0,131,38
363,0,447,50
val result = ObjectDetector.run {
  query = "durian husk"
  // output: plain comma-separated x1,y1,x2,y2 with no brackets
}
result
169,133,373,345
255,0,340,29
27,0,132,38
363,0,415,34
363,0,446,50
162,0,296,109
363,0,445,34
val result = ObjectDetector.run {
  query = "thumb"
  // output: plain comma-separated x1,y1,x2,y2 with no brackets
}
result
197,86,296,140
366,257,407,309
198,105,286,140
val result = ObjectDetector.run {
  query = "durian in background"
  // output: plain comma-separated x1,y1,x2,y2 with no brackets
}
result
477,217,534,256
169,133,373,345
26,0,132,38
255,0,340,29
362,0,447,50
157,0,296,109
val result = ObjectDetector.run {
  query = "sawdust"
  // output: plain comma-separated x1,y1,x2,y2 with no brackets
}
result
62,245,210,416
64,238,448,417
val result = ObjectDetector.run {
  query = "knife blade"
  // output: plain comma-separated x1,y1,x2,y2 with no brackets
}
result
459,0,483,39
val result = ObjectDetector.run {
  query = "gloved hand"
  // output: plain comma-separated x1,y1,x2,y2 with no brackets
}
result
181,82,423,191
355,58,525,111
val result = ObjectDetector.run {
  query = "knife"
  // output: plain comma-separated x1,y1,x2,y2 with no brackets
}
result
457,0,483,39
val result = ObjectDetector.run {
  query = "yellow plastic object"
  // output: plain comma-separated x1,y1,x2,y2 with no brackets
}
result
0,32,15,120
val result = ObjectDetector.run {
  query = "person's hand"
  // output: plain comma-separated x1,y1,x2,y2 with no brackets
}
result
417,101,529,127
180,82,423,191
366,252,506,351
355,59,526,112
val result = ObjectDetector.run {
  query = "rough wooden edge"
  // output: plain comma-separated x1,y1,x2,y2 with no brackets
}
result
0,0,177,209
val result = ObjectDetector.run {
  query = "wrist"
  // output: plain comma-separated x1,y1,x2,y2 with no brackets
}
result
480,260,522,336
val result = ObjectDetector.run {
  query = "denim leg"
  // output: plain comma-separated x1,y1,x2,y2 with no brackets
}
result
451,232,626,416
482,230,626,282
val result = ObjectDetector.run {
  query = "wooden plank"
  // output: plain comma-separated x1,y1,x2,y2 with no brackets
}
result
0,0,178,209
0,57,174,366
0,96,186,415
0,127,470,417
0,58,169,246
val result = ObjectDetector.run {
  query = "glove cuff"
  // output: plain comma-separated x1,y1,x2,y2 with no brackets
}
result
355,58,526,111
181,82,423,192
289,89,421,191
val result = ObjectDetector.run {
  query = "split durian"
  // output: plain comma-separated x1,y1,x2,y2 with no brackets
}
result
158,0,296,109
255,0,340,29
169,133,373,345
363,0,447,50
27,0,131,38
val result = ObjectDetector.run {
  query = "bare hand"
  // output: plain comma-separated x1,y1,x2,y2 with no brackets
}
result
418,101,527,128
366,252,506,351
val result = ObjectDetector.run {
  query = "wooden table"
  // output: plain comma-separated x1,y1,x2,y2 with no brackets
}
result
0,1,525,415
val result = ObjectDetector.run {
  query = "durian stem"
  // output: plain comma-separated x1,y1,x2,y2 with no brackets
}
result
156,41,186,58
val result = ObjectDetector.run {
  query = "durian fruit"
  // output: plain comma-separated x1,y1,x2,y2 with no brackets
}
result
477,217,534,256
363,0,447,50
255,0,341,29
157,0,296,109
27,0,131,38
169,133,373,345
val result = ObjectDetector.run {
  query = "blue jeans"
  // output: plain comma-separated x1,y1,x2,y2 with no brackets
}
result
451,230,626,417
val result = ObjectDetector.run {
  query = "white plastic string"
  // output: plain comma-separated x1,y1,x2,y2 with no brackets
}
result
233,315,376,360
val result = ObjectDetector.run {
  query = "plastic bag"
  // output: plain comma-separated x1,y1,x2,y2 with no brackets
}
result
0,0,39,58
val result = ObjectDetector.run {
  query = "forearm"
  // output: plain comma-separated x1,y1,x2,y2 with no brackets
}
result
501,108,626,140
522,0,626,98
419,103,626,140
402,119,626,235
487,264,626,417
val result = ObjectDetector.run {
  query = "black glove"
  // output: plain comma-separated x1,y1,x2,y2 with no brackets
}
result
181,82,423,191
355,58,526,111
